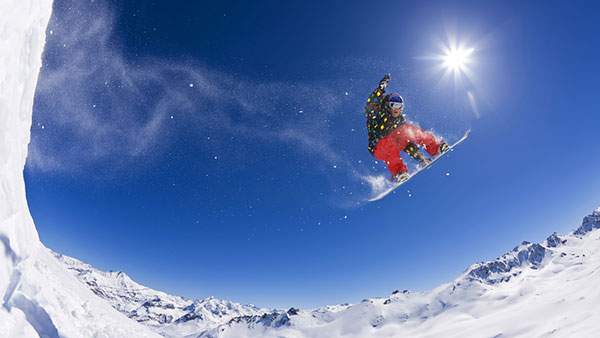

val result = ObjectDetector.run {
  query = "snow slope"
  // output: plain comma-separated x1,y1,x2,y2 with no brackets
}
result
0,1,160,337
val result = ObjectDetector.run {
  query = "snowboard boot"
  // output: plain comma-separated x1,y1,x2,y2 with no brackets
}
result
404,143,430,168
439,142,450,154
392,172,410,183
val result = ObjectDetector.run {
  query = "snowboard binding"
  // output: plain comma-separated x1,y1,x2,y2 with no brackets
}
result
392,172,410,183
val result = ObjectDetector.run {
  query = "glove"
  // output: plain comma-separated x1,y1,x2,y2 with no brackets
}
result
379,74,391,89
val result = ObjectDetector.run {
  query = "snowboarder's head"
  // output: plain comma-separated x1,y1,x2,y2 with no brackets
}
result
385,93,404,117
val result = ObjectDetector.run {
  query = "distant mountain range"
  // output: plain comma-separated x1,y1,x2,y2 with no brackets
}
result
55,208,600,337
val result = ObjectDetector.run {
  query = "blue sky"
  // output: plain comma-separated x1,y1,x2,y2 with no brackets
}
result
26,0,600,309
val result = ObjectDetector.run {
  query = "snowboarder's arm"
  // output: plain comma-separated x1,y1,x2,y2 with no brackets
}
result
366,74,390,107
379,73,391,90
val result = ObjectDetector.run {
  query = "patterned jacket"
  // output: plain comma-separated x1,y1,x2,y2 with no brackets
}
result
365,76,405,153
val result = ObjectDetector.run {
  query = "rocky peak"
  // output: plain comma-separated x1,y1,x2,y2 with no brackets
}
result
466,242,546,284
546,232,566,248
574,208,600,236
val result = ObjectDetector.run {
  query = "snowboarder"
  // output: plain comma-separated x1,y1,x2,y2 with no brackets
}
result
365,74,449,183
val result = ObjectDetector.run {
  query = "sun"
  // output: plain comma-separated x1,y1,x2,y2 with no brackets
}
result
429,38,477,85
442,46,474,73
418,34,479,87
418,34,481,117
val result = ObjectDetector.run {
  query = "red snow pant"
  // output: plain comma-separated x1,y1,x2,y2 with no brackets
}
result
373,123,443,176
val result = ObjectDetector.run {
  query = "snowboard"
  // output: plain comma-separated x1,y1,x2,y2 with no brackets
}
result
368,130,471,202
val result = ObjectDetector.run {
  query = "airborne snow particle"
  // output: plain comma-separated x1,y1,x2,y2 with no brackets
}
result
189,83,194,88
170,115,174,119
445,172,451,176
345,92,349,96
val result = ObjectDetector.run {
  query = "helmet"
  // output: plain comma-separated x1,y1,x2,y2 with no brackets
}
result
385,93,404,110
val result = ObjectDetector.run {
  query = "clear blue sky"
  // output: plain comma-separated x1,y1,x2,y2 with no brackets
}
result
26,0,600,309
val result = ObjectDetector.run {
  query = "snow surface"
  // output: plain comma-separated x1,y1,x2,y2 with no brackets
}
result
0,1,159,336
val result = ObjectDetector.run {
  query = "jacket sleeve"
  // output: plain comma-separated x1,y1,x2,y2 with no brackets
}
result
365,75,389,113
365,75,390,153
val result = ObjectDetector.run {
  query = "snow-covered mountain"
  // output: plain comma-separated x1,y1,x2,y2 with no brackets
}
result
53,249,304,337
53,208,600,338
52,251,269,337
194,208,600,338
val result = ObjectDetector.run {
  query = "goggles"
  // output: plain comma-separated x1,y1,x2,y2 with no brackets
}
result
389,101,404,109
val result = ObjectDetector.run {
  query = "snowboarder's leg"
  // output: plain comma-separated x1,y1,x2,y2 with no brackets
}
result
402,123,444,157
389,124,428,166
403,142,431,166
373,135,408,176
